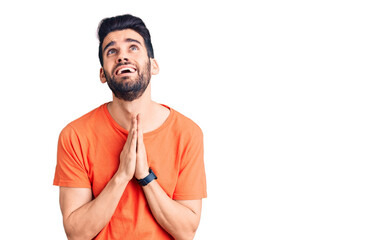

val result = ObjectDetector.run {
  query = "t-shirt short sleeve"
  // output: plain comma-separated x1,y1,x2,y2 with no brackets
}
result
173,126,207,200
53,124,91,188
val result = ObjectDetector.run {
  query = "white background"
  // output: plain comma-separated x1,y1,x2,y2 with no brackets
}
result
0,0,390,239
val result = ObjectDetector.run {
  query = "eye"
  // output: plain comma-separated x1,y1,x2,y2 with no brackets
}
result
130,45,139,51
107,48,117,56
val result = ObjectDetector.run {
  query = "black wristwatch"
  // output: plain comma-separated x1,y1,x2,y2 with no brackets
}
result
137,168,157,186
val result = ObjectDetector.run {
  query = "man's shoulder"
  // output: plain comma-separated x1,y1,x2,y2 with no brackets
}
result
170,107,203,137
62,103,107,136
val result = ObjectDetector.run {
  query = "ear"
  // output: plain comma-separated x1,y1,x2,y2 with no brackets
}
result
100,68,107,83
150,58,159,75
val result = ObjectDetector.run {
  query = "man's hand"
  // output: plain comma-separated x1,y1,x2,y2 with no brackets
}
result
116,114,138,182
135,114,150,180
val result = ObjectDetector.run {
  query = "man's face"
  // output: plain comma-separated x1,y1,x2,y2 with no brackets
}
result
100,29,158,101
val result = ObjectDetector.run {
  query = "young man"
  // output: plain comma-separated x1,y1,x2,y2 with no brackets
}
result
53,14,207,240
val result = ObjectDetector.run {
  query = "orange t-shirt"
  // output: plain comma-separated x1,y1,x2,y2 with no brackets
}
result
53,103,207,239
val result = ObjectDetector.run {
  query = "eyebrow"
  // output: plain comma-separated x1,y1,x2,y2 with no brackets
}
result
103,38,142,53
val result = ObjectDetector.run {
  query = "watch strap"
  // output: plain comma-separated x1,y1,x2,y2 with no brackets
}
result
137,168,157,186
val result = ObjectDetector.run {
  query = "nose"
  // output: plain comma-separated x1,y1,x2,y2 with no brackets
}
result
116,54,129,63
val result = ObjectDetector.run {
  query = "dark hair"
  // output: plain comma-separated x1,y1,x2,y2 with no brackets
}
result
97,14,154,66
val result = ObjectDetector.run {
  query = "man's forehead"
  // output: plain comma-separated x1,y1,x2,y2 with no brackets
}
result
102,29,144,48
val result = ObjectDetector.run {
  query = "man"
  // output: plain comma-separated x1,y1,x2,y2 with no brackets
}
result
53,14,207,240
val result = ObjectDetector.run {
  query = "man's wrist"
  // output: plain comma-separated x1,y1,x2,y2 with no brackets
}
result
113,172,132,185
136,170,150,180
137,168,157,186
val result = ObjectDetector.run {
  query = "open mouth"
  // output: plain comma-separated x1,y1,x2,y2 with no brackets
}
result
115,65,137,76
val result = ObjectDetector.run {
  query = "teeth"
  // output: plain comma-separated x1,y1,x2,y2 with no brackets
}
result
117,67,136,75
121,68,135,73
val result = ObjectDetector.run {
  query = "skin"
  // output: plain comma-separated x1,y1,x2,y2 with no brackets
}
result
59,29,202,240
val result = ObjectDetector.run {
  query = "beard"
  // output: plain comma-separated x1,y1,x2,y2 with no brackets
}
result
104,60,151,102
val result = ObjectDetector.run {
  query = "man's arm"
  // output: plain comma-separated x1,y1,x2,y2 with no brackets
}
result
142,182,202,240
60,175,129,239
135,115,203,240
59,117,139,240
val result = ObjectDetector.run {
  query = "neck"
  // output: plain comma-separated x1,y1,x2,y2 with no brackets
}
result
108,84,154,131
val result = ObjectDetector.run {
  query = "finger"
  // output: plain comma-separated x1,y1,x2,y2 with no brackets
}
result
130,127,138,153
132,116,138,146
133,114,138,129
136,113,141,126
137,114,144,146
126,113,134,131
133,115,138,131
125,114,137,147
